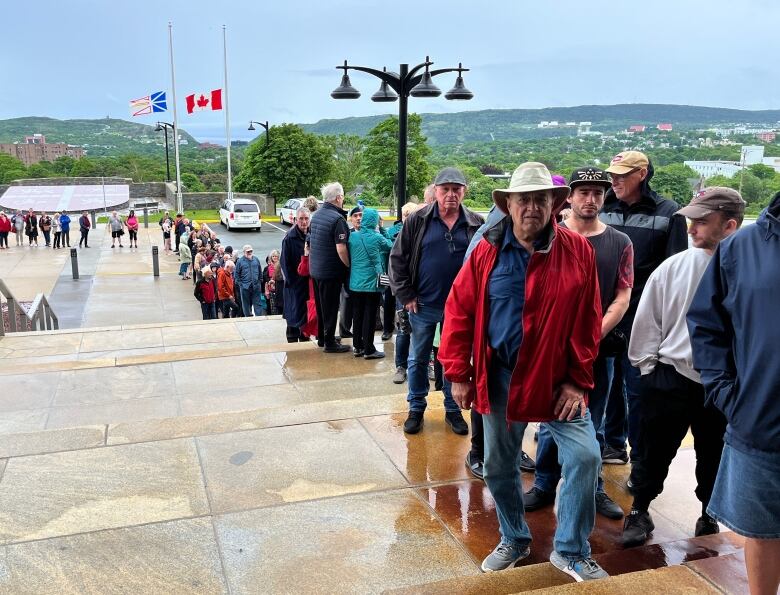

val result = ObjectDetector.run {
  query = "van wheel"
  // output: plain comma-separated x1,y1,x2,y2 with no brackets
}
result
279,214,284,225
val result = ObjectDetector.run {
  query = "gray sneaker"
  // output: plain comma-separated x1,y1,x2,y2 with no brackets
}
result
392,366,407,384
549,550,608,582
481,542,530,572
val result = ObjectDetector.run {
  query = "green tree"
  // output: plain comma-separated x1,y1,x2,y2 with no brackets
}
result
747,163,776,180
361,114,431,204
322,134,365,194
653,165,695,204
69,157,101,177
234,124,332,203
181,172,205,192
2,168,26,183
0,154,26,182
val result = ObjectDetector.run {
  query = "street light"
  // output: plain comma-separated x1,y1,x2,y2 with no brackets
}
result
154,122,174,182
248,120,271,146
331,57,473,220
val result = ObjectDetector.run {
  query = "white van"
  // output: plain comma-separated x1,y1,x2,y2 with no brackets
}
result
219,198,262,231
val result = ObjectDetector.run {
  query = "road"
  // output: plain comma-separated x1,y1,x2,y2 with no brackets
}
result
209,219,289,260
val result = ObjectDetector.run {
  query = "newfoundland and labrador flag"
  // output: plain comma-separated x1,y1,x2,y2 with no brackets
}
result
129,91,167,116
185,89,223,114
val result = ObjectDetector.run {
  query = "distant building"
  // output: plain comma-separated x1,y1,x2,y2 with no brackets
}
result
0,135,85,167
628,125,646,133
657,123,673,131
756,132,776,142
685,144,780,178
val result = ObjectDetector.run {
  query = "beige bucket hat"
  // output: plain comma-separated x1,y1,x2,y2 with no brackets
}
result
492,162,571,214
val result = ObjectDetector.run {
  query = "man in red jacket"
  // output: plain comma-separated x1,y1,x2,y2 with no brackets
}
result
439,162,606,581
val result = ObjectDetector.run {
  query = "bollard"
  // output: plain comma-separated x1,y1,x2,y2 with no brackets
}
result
152,245,160,277
70,248,79,280
143,207,149,228
90,211,97,227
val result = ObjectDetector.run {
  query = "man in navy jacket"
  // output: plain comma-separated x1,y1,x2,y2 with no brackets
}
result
688,191,780,595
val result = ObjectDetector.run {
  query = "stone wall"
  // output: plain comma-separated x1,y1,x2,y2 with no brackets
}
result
129,182,167,199
179,192,273,214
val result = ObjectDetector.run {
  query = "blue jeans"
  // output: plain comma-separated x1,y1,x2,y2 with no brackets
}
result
407,305,457,412
178,262,189,276
483,365,600,560
240,286,264,317
534,356,610,494
604,348,643,458
200,302,216,320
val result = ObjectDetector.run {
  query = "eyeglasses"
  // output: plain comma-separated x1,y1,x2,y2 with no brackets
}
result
609,168,640,181
444,231,455,255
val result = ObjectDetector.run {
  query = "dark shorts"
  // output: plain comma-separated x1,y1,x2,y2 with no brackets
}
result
707,443,780,539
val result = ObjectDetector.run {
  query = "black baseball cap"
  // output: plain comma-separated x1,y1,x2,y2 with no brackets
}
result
569,167,612,189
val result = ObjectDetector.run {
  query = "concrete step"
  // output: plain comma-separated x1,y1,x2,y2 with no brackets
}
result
386,533,745,594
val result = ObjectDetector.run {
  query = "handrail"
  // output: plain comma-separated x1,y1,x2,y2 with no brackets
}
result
0,279,59,336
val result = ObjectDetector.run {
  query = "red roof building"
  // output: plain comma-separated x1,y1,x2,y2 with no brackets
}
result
657,123,673,131
628,125,646,133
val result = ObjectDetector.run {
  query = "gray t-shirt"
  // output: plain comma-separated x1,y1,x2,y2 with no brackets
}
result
109,216,123,232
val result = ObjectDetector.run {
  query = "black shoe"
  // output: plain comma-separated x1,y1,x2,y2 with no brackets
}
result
523,487,555,511
465,451,484,481
596,492,624,520
404,411,424,434
445,411,469,435
520,451,536,473
621,509,654,547
364,351,385,360
340,331,353,339
602,446,629,465
353,347,364,357
381,331,392,341
694,513,719,537
323,344,350,353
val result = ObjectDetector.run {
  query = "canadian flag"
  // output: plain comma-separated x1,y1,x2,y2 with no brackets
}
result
185,89,223,114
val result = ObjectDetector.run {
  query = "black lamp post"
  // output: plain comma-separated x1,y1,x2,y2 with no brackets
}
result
248,120,271,146
331,57,473,220
154,122,174,182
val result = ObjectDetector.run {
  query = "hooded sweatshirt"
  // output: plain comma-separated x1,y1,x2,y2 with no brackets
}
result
599,161,688,332
348,208,394,293
687,192,780,454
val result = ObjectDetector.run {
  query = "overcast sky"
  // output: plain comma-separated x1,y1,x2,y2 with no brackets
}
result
2,0,779,142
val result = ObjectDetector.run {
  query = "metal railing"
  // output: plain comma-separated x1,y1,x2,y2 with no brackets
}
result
0,279,59,336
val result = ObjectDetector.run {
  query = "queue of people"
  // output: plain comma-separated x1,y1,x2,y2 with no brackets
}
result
0,209,74,249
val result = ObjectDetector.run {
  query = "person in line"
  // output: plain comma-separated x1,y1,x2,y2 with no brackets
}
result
60,211,71,247
338,206,363,340
599,151,688,468
39,211,52,247
78,211,91,248
687,190,780,595
296,236,319,340
174,212,185,253
194,267,218,320
390,202,421,384
126,210,139,249
25,209,39,247
309,182,351,354
12,210,25,246
621,187,745,546
525,167,631,521
108,210,124,248
51,212,62,249
178,240,192,280
281,206,311,342
389,167,484,435
161,216,173,254
264,250,284,315
218,260,240,318
439,162,606,581
303,195,319,213
0,211,11,249
234,244,264,316
348,207,394,359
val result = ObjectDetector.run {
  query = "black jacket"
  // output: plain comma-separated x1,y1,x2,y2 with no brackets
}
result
309,202,349,280
599,161,688,331
389,202,484,306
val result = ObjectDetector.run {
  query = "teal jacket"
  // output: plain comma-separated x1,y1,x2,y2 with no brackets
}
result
349,208,394,293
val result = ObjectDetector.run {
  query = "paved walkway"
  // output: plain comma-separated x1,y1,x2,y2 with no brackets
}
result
1,224,200,328
0,315,746,593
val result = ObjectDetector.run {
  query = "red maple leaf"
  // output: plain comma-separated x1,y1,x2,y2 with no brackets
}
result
197,94,209,108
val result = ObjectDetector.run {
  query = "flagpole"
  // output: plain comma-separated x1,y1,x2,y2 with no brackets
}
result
222,24,233,201
168,22,184,214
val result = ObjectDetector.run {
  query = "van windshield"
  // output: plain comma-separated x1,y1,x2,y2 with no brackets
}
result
234,204,258,213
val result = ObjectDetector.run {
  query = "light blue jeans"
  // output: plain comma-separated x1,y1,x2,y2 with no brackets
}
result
407,305,457,412
483,365,600,560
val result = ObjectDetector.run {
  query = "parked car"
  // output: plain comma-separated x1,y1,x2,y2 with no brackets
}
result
219,198,262,231
278,198,323,225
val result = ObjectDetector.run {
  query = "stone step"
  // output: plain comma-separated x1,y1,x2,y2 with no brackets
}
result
386,533,744,594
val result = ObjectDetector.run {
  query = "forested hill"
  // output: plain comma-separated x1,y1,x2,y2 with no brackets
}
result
0,117,199,156
303,104,780,144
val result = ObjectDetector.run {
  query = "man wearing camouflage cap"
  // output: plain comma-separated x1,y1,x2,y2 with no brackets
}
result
621,187,745,547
